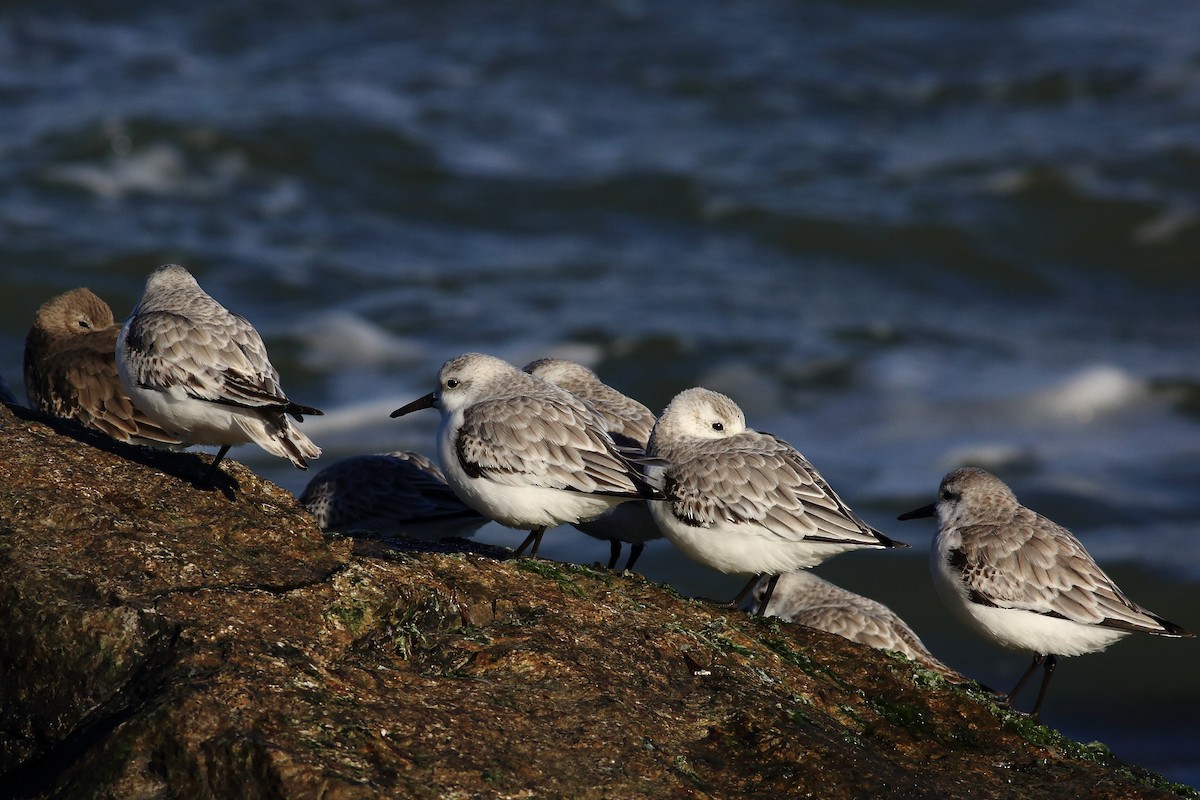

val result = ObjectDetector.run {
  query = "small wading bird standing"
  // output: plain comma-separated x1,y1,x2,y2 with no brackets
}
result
523,357,662,571
391,353,663,558
900,466,1192,718
117,264,322,485
646,387,907,617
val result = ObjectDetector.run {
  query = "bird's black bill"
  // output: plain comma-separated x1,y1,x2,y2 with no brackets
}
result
390,392,437,418
897,503,936,521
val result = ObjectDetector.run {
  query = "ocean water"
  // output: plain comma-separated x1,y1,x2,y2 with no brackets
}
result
2,0,1198,786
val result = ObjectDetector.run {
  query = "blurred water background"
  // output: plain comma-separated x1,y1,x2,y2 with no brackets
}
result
2,0,1198,786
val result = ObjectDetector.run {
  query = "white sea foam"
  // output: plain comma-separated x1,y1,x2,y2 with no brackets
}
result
46,143,245,200
297,311,424,370
1028,365,1149,423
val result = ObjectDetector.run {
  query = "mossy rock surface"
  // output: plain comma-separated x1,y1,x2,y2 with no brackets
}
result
0,402,1194,799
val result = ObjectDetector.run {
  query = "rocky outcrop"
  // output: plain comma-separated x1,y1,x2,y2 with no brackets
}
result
0,401,1194,798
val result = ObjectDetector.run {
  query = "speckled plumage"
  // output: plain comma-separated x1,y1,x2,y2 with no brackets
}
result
524,357,662,570
901,466,1192,716
523,358,656,448
748,571,960,679
117,264,322,475
300,450,485,538
24,288,182,446
392,353,662,557
647,387,905,614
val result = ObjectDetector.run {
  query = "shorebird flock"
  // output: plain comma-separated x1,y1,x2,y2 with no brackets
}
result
11,264,1193,720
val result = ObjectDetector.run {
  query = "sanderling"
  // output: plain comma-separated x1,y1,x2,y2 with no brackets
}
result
117,264,322,483
746,571,960,679
300,450,486,538
391,353,663,558
647,387,906,616
24,288,183,447
523,357,662,571
899,466,1193,717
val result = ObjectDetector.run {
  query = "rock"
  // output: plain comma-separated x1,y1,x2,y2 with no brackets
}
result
0,403,1194,799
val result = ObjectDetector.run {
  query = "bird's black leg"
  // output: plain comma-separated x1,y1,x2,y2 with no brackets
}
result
623,543,646,573
606,540,622,570
200,445,232,487
514,527,546,558
725,574,762,609
754,574,781,617
1006,652,1046,706
1030,654,1058,719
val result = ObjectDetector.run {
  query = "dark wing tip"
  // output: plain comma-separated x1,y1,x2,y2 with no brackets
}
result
1154,617,1194,638
287,402,324,421
636,480,666,501
874,528,910,549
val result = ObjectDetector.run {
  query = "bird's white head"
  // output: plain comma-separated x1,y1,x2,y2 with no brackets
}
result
523,358,597,395
145,263,200,293
651,386,747,454
435,352,521,415
393,353,522,420
934,467,1020,529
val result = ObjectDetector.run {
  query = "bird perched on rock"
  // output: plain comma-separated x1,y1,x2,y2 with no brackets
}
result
24,287,182,447
523,357,662,571
899,466,1192,717
117,264,322,484
391,353,663,558
300,450,486,539
746,570,961,680
647,387,906,616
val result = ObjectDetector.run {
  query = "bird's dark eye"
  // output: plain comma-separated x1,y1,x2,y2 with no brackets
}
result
940,489,957,502
78,319,90,329
446,378,460,389
712,421,724,431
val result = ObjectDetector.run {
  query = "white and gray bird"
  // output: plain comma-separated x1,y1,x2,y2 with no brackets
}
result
899,466,1192,717
116,264,322,483
391,353,663,558
300,450,486,539
523,357,662,571
647,387,906,615
24,288,182,447
746,571,961,680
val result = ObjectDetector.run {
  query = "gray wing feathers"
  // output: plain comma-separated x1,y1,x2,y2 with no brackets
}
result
578,384,656,447
457,395,647,496
301,454,477,530
127,309,289,409
959,509,1176,633
668,433,885,546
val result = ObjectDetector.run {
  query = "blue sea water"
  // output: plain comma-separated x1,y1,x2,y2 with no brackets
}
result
1,0,1198,786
